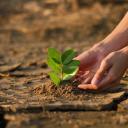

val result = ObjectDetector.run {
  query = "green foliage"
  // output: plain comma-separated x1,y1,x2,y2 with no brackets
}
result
49,72,61,86
61,49,77,64
47,48,80,86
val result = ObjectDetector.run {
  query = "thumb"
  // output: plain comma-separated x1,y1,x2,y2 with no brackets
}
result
91,60,111,85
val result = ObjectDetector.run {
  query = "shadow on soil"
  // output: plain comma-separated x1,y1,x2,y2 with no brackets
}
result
0,113,8,128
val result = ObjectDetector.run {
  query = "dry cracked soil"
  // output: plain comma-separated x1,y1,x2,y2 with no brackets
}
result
0,1,128,128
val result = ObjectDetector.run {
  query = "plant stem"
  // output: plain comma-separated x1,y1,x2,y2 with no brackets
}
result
61,65,63,81
60,63,63,81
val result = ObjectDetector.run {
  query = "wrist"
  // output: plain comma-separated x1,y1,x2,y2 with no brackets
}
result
92,40,113,57
92,35,128,56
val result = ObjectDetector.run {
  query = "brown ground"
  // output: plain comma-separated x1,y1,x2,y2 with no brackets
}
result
0,1,128,128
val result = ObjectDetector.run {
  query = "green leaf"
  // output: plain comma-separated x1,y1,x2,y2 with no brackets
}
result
47,57,61,73
49,72,61,85
48,48,61,64
61,49,77,65
63,65,78,74
62,60,80,80
63,74,73,81
63,68,79,80
47,48,80,85
67,60,80,67
62,60,80,74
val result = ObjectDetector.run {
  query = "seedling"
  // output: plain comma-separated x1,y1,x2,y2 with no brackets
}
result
47,48,80,86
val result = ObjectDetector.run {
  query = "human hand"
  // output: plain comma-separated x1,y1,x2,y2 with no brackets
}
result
78,49,128,90
75,43,108,84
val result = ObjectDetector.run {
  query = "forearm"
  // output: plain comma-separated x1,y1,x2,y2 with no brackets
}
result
94,12,128,55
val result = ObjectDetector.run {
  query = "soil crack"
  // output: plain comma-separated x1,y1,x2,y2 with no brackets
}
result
0,112,8,128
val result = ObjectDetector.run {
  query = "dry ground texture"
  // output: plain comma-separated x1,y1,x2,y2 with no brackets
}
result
0,0,128,128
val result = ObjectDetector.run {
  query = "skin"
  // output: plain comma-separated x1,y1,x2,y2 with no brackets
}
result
75,12,128,90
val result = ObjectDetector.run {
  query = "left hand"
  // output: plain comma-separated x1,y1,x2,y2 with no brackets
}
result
78,50,128,90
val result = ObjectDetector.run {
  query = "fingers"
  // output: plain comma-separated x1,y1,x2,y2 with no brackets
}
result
77,70,89,77
94,51,128,89
78,80,120,91
82,77,92,84
78,84,98,90
91,59,112,85
77,71,97,90
75,70,95,84
78,60,117,90
74,70,89,82
81,72,94,84
77,63,120,90
97,65,120,87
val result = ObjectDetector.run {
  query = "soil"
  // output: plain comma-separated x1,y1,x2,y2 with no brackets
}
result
0,1,128,128
5,111,128,128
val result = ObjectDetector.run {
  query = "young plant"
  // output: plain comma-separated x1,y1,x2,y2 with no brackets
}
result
47,48,80,86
